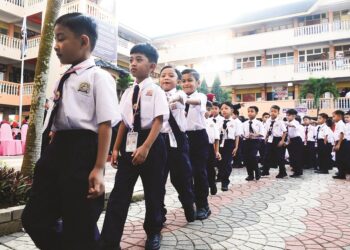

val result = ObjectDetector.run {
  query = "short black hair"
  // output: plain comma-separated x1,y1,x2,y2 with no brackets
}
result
212,101,220,108
160,65,181,80
55,13,98,51
262,112,270,117
233,109,240,116
326,118,333,128
248,106,259,113
220,101,233,109
295,115,301,123
271,105,280,111
286,109,298,115
206,101,213,108
303,116,311,120
345,111,350,116
318,113,329,120
181,69,200,81
333,110,345,118
130,43,159,63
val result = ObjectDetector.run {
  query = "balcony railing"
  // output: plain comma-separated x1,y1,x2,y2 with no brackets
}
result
0,34,21,50
1,0,24,7
298,98,350,111
295,58,350,73
0,81,34,96
294,20,350,36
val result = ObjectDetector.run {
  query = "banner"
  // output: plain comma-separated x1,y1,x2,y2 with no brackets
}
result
272,86,288,100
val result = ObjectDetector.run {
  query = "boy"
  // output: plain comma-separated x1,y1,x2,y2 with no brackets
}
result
302,116,317,169
159,65,196,223
258,112,270,164
211,101,224,124
314,113,333,174
22,13,120,250
100,44,169,250
218,102,241,190
285,109,303,177
332,110,347,179
182,68,211,220
242,106,265,181
262,105,287,178
232,109,243,168
344,111,350,175
206,101,221,195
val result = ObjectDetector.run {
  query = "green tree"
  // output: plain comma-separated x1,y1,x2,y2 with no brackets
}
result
198,78,209,94
299,77,339,116
117,74,133,99
211,75,231,102
21,0,64,177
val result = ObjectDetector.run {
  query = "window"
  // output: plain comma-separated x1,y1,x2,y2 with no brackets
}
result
235,56,261,69
266,52,294,66
242,93,256,102
236,94,242,102
299,47,329,62
256,93,262,101
236,59,242,70
0,28,7,35
298,13,328,26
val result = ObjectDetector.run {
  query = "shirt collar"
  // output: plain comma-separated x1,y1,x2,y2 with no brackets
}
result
133,77,152,91
71,57,95,75
186,91,198,98
165,88,177,96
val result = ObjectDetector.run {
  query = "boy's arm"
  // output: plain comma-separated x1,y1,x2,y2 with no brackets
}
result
88,121,112,199
279,132,287,147
335,132,344,151
186,98,201,105
233,136,239,156
111,121,127,167
132,116,163,166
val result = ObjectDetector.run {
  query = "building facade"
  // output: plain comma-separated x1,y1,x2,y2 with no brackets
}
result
153,0,350,117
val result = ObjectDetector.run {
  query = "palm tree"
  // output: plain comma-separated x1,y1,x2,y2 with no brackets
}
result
21,0,63,177
117,74,133,99
299,77,339,117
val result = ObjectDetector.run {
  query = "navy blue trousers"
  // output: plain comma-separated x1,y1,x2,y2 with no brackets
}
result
287,137,303,175
316,139,332,172
100,131,166,249
186,129,209,209
303,141,316,169
263,137,286,174
207,144,217,189
218,139,235,186
336,140,349,176
22,130,103,250
243,139,260,177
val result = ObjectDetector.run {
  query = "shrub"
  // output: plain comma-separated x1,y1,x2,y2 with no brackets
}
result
0,166,32,209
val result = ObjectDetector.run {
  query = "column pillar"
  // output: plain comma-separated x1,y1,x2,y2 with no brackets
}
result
261,84,267,101
261,50,267,66
8,24,15,37
294,84,300,100
231,88,236,102
329,45,335,60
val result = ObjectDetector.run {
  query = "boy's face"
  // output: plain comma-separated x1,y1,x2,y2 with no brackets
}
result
286,114,295,122
270,108,279,119
262,115,270,122
317,116,325,124
211,106,220,117
130,53,156,82
205,107,211,119
345,114,350,123
247,108,257,120
332,113,341,123
303,118,310,125
160,68,179,92
181,73,199,95
54,24,90,65
221,104,232,118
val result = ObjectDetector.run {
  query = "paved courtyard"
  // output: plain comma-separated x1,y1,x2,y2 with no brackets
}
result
1,168,350,250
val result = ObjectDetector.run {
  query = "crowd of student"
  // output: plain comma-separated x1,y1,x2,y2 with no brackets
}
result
0,117,28,140
19,13,350,250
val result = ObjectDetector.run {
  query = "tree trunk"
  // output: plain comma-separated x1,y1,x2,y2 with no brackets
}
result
21,0,63,177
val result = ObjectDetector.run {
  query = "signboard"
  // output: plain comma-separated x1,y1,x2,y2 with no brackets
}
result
272,86,288,100
93,20,118,61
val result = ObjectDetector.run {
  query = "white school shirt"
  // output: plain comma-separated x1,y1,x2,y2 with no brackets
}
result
344,123,350,141
242,118,265,139
211,115,224,124
185,91,207,131
218,118,242,140
265,118,287,141
315,124,333,141
303,125,316,142
333,120,346,142
206,118,220,144
286,120,302,139
161,88,187,133
120,77,169,130
50,58,121,133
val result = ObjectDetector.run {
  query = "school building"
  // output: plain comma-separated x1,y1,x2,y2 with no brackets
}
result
153,0,350,117
0,0,149,121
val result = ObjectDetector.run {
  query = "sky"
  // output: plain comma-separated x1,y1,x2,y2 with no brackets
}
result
117,0,307,38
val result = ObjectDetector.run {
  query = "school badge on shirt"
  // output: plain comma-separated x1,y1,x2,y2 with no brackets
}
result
77,82,91,94
146,89,153,96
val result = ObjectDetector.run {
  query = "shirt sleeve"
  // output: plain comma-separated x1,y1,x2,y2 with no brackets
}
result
280,121,287,132
199,93,207,113
258,122,266,137
93,70,121,126
154,86,170,122
235,122,243,137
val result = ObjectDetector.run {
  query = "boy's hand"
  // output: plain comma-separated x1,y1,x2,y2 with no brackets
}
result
278,140,284,147
111,150,119,169
87,167,105,199
334,144,340,151
232,148,238,156
216,152,222,161
324,139,328,145
132,145,150,166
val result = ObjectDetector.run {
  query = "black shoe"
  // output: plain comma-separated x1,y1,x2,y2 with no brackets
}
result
245,176,254,181
255,170,261,180
145,233,161,250
290,173,302,178
261,171,270,176
276,172,287,179
210,185,217,195
221,184,228,191
184,205,196,222
315,170,329,174
196,207,211,220
333,175,346,180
